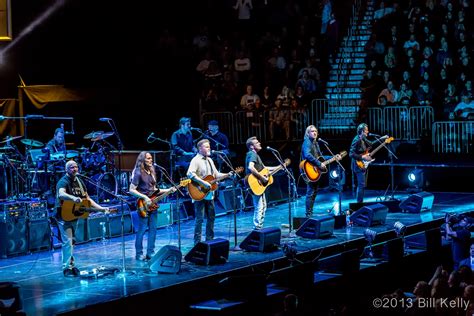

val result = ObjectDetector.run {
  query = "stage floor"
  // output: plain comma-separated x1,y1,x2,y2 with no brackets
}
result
1,189,474,316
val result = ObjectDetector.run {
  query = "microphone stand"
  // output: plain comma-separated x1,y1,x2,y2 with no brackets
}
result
215,152,241,250
321,142,345,216
269,148,296,238
102,118,131,278
154,164,186,252
148,136,173,181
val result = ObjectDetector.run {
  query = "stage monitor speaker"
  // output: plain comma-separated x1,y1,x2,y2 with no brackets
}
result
184,238,229,265
28,219,51,252
0,217,28,258
295,216,334,239
219,274,267,301
350,203,388,227
239,227,281,252
399,191,434,213
149,245,182,273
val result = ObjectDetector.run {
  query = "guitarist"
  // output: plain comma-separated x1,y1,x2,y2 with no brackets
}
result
301,125,327,218
187,139,232,245
349,123,387,203
245,136,280,230
56,160,110,277
129,151,176,261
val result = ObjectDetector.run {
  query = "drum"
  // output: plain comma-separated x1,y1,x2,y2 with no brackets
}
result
87,172,117,202
82,152,106,170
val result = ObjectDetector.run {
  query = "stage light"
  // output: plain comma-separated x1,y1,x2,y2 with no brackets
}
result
330,169,339,180
407,168,424,190
394,221,407,237
364,228,378,259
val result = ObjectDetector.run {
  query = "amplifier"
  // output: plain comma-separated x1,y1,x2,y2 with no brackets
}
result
0,202,26,223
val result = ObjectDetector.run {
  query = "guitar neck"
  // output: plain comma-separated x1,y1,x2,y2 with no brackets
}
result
151,184,182,203
269,164,286,176
370,142,386,156
322,156,337,167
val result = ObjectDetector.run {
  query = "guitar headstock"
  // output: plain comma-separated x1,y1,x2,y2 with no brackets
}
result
284,158,291,166
385,137,394,144
337,151,348,160
180,178,192,186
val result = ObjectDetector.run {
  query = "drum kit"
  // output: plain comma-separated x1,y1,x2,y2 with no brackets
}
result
0,130,119,202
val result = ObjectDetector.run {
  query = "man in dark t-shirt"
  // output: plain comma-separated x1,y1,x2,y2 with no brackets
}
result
56,160,109,277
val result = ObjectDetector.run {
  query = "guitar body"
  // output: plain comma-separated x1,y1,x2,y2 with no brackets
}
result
137,190,161,218
246,169,274,196
60,199,92,222
187,175,219,201
355,137,394,171
299,159,325,182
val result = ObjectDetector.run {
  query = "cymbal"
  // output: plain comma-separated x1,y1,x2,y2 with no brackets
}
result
0,136,23,144
76,146,88,151
92,132,114,142
66,150,79,158
21,139,44,147
84,131,104,139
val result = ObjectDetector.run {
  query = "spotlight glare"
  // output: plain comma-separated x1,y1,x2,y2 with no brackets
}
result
330,170,339,179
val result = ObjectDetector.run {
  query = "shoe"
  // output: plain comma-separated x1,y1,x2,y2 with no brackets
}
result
71,267,80,276
136,254,146,261
145,252,155,260
63,268,78,277
253,226,263,230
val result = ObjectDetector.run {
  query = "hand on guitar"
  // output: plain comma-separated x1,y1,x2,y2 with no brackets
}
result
259,174,269,186
143,196,152,206
362,154,372,161
319,165,327,172
335,154,343,161
73,197,82,203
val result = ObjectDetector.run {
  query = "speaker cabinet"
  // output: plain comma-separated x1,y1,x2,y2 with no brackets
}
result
215,187,243,216
0,217,28,258
108,212,134,237
87,214,108,241
28,219,51,252
295,216,334,239
239,227,281,252
184,238,229,265
149,245,182,274
399,191,434,213
350,203,388,227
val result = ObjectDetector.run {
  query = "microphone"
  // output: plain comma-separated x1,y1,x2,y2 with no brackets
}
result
147,132,155,143
368,133,381,137
317,138,329,145
266,146,278,152
153,163,165,170
211,150,226,155
99,117,111,122
190,127,202,131
25,115,44,119
64,131,74,135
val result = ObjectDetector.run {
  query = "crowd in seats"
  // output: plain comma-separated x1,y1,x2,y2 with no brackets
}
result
361,0,474,121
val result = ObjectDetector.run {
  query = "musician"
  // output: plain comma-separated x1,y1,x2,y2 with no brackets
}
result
171,117,196,177
45,127,66,154
204,120,230,155
245,136,279,230
187,139,231,245
128,151,176,261
56,160,109,277
349,123,374,203
301,125,327,218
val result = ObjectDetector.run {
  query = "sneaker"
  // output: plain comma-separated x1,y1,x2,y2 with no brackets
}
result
71,267,80,276
145,252,155,260
63,268,77,277
136,254,146,261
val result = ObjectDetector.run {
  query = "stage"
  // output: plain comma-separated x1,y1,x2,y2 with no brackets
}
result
1,189,474,315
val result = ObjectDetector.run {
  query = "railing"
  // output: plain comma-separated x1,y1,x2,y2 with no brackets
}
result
432,121,474,154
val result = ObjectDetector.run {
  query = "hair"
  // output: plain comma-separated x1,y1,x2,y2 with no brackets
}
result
55,128,64,136
304,125,317,140
246,136,257,150
179,117,190,126
197,139,209,149
134,151,155,178
357,123,368,135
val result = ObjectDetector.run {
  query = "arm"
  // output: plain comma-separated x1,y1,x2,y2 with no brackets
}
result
187,159,211,189
248,161,268,184
58,187,82,204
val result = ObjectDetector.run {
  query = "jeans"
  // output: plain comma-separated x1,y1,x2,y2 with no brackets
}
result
135,212,158,257
194,200,215,245
305,181,319,217
252,193,267,229
354,170,366,203
57,219,80,269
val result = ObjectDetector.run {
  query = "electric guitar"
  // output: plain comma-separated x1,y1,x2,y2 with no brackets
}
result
299,151,347,182
136,178,191,218
187,167,244,201
246,158,291,196
59,199,117,222
355,136,394,171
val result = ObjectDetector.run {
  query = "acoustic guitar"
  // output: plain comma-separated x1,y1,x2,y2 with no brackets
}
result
299,151,347,182
59,199,117,222
246,158,291,196
136,178,191,218
187,167,244,201
355,136,394,171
